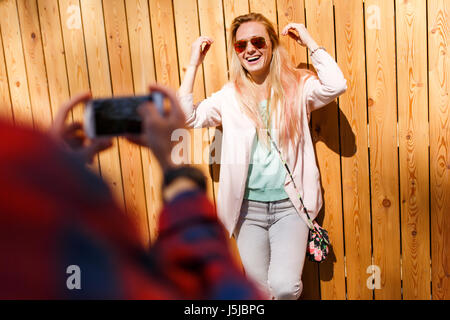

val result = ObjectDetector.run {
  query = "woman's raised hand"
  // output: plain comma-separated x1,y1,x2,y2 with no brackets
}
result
189,36,214,68
281,23,317,49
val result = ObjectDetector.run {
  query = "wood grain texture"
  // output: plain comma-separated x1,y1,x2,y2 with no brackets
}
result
37,0,71,119
428,0,450,300
198,0,228,95
276,0,307,67
103,0,150,246
173,0,216,204
125,0,161,244
365,0,401,300
334,0,373,300
0,0,33,127
223,0,249,70
305,0,346,300
396,0,431,300
149,0,179,89
148,0,180,241
58,0,89,115
223,0,249,45
249,0,277,28
0,26,14,124
80,0,126,210
17,0,52,130
279,0,320,300
59,0,100,174
197,0,228,202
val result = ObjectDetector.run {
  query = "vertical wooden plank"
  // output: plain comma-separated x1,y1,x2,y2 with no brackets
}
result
248,0,277,28
223,0,249,42
37,0,71,118
148,0,179,89
278,0,320,300
198,0,228,99
125,0,156,91
197,0,228,197
59,0,100,174
0,28,14,124
173,0,205,102
124,0,161,243
305,0,346,300
103,0,150,246
17,0,52,130
0,0,33,127
365,0,402,299
276,0,307,67
334,0,373,300
396,0,431,300
80,0,125,209
428,0,449,300
223,0,249,70
173,0,216,202
58,0,89,118
148,0,179,241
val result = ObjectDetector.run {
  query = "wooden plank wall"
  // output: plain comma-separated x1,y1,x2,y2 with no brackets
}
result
0,0,448,300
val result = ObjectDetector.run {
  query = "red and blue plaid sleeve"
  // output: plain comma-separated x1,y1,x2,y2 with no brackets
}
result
0,121,263,299
152,190,263,299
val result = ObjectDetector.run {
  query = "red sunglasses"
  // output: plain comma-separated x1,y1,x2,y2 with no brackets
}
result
234,36,267,54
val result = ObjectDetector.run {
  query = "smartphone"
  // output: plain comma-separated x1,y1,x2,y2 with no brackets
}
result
84,93,163,138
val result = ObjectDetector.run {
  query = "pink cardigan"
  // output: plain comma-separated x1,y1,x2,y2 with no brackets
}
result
178,49,347,237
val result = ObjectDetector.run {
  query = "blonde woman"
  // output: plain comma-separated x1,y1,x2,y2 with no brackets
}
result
178,13,346,300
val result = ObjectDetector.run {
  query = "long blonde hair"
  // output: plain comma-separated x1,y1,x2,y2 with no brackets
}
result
229,13,314,150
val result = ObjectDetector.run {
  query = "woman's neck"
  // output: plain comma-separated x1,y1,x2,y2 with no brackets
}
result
248,71,270,100
253,80,271,101
249,67,270,85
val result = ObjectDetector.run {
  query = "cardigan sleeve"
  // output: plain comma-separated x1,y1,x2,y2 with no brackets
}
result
302,49,347,114
177,88,225,128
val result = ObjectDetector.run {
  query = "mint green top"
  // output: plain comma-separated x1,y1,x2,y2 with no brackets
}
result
243,100,288,202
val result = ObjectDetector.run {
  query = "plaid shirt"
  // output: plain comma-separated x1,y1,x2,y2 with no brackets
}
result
0,122,262,299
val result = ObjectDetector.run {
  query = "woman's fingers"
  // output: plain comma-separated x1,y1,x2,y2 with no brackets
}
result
190,36,213,66
281,23,310,46
282,23,298,35
199,37,213,56
194,36,213,49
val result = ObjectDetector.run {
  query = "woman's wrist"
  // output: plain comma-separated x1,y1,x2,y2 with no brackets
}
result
305,39,319,52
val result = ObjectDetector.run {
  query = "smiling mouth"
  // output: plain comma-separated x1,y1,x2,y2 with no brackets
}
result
246,56,261,63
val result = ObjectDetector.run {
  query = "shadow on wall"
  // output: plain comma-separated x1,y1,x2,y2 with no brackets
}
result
311,100,356,283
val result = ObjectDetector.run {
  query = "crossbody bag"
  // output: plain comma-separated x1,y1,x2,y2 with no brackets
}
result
267,130,331,263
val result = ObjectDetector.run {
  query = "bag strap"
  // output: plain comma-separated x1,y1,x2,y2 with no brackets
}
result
266,130,315,230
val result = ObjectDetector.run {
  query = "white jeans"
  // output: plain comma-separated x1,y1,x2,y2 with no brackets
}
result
233,198,309,300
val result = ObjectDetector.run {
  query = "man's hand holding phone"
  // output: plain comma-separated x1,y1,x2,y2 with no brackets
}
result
127,84,186,171
50,92,113,164
51,85,185,170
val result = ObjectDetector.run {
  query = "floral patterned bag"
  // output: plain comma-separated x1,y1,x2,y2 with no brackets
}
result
268,131,331,263
305,213,330,263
